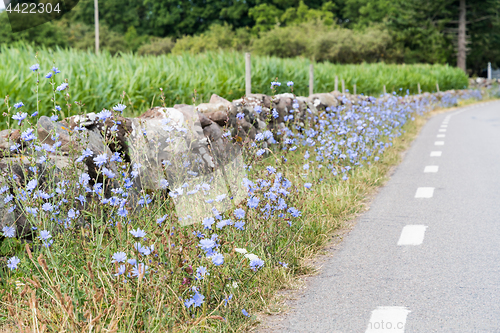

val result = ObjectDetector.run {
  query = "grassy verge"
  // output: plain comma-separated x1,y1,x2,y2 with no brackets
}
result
253,96,499,330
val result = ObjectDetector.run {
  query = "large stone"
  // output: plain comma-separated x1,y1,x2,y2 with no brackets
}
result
0,165,22,235
238,118,252,134
66,114,134,158
195,103,230,115
256,119,267,131
205,110,228,127
209,94,231,105
307,93,339,111
37,116,79,153
295,96,318,117
203,122,223,143
197,112,213,128
209,94,237,115
229,101,260,128
246,94,271,109
64,113,98,128
52,114,126,160
0,196,16,234
247,126,257,141
172,105,206,144
271,96,289,123
0,129,20,151
234,94,272,123
101,116,133,158
126,106,205,190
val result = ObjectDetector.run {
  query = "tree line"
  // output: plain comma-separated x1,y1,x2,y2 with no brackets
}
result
1,0,499,76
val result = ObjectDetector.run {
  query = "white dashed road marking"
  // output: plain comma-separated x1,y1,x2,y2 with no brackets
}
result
430,151,442,157
435,141,444,146
415,187,434,198
397,225,428,246
424,166,439,173
439,129,446,132
441,125,448,128
365,306,411,333
437,134,445,138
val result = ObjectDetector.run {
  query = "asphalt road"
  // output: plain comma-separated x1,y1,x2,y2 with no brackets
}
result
259,101,500,332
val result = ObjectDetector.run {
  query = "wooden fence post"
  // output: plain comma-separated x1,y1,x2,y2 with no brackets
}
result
245,53,251,96
309,64,314,96
436,82,440,92
353,84,357,95
94,0,99,53
342,79,345,94
417,82,421,94
335,76,338,92
383,85,386,95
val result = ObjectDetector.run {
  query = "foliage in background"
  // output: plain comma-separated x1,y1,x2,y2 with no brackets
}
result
137,37,175,56
248,1,336,33
171,24,252,54
0,44,469,129
251,20,392,63
2,0,500,74
0,12,68,49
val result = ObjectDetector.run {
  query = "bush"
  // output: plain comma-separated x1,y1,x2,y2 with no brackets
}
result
124,26,149,53
171,23,251,54
250,23,310,59
252,20,392,64
312,25,392,63
137,37,175,56
67,23,130,55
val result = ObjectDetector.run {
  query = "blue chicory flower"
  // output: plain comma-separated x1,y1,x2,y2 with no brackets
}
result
7,256,20,270
130,228,146,238
2,225,15,238
112,252,127,263
113,104,126,112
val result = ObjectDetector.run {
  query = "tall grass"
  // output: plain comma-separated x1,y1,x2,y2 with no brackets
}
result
0,43,468,126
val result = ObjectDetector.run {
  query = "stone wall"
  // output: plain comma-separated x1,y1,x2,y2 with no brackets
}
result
0,89,478,237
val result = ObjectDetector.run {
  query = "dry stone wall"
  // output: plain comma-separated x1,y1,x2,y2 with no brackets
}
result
0,89,477,237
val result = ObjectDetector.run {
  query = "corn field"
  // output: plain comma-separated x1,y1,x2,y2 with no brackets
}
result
0,43,469,125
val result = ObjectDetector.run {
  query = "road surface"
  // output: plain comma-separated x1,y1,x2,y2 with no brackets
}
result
259,101,500,332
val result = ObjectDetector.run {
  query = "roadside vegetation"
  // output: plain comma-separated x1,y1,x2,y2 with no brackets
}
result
0,59,486,332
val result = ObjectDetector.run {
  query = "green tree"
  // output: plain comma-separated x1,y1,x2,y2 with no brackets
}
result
248,3,284,33
0,12,68,48
281,1,335,26
342,0,400,28
460,0,500,75
70,0,147,35
249,0,337,33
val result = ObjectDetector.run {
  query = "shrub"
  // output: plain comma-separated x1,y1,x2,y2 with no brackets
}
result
171,23,251,54
252,20,392,64
70,24,129,55
250,23,310,59
137,37,175,56
124,26,150,53
312,26,392,63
